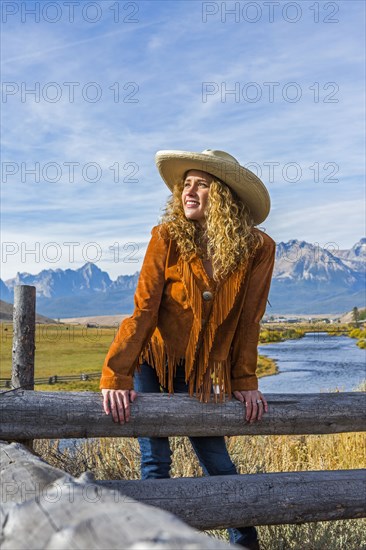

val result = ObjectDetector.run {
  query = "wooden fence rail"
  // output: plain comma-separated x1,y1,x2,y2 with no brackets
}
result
1,441,365,537
0,441,230,550
0,390,365,440
96,469,366,528
0,372,101,388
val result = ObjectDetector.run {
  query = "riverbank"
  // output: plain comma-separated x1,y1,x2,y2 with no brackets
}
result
349,327,366,348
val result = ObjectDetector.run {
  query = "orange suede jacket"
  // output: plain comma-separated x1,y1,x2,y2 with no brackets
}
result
100,223,276,402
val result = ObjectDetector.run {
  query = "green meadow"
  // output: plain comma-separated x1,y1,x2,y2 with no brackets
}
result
1,323,114,391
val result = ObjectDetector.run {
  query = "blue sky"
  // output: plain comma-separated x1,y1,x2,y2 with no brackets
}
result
1,0,365,281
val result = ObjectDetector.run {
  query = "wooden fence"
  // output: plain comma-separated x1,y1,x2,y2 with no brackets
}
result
1,285,365,549
0,372,101,388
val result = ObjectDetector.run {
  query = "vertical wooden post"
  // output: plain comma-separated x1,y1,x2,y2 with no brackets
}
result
12,285,36,448
12,285,36,390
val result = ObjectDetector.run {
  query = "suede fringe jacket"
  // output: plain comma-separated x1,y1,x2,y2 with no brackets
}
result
100,223,276,403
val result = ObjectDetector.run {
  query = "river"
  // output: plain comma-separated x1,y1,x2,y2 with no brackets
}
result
258,331,366,394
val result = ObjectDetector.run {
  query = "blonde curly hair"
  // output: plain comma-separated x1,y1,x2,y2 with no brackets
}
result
158,174,264,282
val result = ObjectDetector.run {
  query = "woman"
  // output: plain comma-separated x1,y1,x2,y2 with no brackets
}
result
100,149,276,549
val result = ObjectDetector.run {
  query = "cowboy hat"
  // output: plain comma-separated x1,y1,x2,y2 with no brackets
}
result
155,149,271,225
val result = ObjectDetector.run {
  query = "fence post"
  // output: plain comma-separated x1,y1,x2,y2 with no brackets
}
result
12,285,36,448
12,285,36,390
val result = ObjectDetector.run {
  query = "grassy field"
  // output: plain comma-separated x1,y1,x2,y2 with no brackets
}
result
1,323,117,391
1,323,113,377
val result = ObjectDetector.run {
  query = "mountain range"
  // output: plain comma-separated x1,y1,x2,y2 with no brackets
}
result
1,238,365,317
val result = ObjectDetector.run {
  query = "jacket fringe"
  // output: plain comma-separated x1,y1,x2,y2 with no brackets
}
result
192,260,249,402
176,256,203,382
139,256,249,403
138,332,185,394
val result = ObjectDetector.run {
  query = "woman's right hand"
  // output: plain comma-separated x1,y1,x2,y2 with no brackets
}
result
101,389,137,424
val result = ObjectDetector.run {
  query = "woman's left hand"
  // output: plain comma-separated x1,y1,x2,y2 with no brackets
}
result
233,390,268,423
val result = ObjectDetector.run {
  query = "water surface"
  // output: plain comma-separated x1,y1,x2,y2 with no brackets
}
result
258,332,365,393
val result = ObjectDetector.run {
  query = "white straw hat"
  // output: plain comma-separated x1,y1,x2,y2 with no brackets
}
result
155,149,271,225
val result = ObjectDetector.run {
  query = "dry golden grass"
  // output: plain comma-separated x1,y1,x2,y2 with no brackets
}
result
35,431,366,481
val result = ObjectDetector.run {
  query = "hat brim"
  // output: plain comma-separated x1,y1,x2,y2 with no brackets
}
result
155,150,270,225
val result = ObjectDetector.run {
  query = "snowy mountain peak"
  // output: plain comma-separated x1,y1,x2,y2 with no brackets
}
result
1,237,364,315
78,262,102,274
350,238,366,259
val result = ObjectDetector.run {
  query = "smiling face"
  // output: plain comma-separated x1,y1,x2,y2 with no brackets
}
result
181,169,213,227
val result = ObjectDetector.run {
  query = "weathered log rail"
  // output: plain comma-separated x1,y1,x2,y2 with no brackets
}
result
0,441,231,549
1,441,365,539
96,469,366,528
0,389,365,440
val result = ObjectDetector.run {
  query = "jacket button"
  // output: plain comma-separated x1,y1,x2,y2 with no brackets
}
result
202,291,213,301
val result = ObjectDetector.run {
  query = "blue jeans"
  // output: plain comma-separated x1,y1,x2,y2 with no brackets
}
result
133,360,258,546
